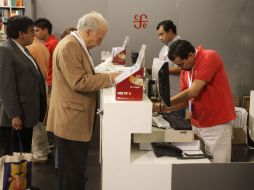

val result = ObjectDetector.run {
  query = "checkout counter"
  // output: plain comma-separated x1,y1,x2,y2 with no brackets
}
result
97,47,254,189
99,88,210,190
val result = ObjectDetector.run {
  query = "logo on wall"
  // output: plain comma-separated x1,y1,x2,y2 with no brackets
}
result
133,14,148,29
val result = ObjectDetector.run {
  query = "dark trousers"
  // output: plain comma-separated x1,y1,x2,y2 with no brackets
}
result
1,127,33,155
55,135,89,190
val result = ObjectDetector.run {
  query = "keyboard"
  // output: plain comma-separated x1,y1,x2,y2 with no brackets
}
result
152,115,170,128
162,112,192,130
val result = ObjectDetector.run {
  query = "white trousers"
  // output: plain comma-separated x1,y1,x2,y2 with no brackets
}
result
193,123,232,163
32,122,50,160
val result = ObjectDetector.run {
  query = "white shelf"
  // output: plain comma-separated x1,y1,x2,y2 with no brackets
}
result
0,6,25,8
130,145,210,165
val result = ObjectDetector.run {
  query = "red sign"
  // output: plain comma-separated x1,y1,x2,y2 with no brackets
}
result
133,14,148,29
112,49,126,65
116,67,144,101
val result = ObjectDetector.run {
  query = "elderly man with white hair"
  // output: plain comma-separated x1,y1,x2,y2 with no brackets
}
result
46,11,119,190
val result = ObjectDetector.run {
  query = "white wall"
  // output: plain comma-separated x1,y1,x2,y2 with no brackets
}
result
33,0,254,97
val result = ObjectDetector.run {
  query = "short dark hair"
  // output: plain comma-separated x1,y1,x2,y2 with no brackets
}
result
168,39,196,61
0,13,2,17
6,15,33,39
156,20,177,34
34,18,53,34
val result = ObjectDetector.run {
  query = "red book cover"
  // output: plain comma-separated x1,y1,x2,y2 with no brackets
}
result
112,49,126,65
16,0,23,6
116,67,144,101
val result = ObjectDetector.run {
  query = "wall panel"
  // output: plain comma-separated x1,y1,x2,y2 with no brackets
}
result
34,0,254,97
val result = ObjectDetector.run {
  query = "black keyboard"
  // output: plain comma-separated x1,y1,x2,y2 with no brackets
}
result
162,112,192,130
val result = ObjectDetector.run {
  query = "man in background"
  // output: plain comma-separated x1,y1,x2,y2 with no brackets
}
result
34,18,58,94
34,18,58,147
60,27,77,39
27,36,50,79
156,20,185,117
27,36,51,163
46,12,119,190
164,39,236,162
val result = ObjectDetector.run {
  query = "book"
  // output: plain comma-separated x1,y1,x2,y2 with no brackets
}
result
16,0,23,6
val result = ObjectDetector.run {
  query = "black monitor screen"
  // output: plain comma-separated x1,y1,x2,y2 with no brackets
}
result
157,62,170,107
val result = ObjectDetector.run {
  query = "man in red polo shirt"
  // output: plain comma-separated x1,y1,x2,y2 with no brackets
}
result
165,39,236,163
34,18,58,94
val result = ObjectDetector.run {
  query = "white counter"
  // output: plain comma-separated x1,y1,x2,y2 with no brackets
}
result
100,87,210,190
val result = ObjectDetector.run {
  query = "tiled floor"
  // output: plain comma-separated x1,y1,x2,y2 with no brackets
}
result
33,144,254,190
0,133,101,190
32,141,101,190
232,144,254,162
1,137,254,190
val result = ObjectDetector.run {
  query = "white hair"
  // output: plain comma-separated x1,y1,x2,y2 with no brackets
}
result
77,11,107,31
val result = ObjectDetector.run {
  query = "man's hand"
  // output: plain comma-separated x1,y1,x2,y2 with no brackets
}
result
153,102,182,113
153,102,162,113
110,72,121,84
12,116,22,130
152,102,174,113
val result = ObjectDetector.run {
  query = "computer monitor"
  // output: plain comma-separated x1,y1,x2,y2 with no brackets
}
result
135,44,146,69
152,58,170,107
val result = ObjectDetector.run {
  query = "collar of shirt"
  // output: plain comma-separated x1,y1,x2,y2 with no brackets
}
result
163,35,181,61
168,35,180,47
45,35,56,44
162,46,169,60
71,31,95,72
12,39,38,70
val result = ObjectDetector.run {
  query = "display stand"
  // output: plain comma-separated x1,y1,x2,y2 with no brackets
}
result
100,87,210,190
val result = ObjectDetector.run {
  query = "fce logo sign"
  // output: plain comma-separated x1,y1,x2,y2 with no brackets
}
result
133,14,148,29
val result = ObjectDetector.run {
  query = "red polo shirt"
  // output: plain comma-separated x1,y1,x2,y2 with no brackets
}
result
180,46,236,127
45,35,58,86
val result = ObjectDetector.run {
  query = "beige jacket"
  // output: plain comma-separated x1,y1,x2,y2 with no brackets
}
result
46,34,112,142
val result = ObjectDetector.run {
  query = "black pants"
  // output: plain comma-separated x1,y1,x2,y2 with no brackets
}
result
1,127,33,155
55,136,89,190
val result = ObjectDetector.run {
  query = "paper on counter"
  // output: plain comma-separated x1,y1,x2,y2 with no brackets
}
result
94,57,114,73
114,64,139,84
